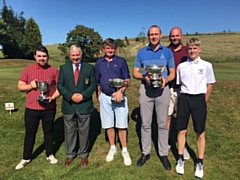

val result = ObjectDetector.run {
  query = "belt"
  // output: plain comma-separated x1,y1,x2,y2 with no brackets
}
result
103,92,112,96
181,93,205,96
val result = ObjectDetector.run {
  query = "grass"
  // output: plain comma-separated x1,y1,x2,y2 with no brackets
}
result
0,59,240,180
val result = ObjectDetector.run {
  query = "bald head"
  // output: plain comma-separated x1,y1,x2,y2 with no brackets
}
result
169,27,183,36
169,27,183,48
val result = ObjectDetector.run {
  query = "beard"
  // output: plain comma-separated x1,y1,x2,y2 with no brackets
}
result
170,40,182,48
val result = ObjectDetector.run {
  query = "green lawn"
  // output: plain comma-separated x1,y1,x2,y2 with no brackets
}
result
0,60,239,179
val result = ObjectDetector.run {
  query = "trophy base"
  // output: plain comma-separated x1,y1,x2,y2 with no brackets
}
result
150,79,162,88
111,96,125,102
38,95,48,102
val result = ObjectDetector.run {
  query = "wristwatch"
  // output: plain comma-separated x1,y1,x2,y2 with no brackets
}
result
119,89,124,94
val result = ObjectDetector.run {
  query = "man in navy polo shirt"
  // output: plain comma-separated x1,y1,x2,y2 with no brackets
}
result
95,38,132,166
133,25,175,170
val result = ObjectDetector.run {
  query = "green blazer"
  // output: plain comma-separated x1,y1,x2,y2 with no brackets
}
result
57,62,96,115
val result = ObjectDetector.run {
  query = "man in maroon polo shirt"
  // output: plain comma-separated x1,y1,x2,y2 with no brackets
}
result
167,27,190,159
15,45,60,170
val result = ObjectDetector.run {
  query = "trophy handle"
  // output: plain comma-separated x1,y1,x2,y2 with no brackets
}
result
123,80,129,87
108,79,113,87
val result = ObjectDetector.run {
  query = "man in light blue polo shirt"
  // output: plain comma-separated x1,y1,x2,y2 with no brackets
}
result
95,38,132,166
133,25,175,170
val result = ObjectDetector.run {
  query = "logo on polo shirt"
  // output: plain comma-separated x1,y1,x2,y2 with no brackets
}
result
160,54,165,60
198,69,204,74
114,64,117,67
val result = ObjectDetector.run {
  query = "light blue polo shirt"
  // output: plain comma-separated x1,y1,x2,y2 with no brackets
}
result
134,44,175,78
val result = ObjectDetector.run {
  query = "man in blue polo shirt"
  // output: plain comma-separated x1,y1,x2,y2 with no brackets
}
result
133,25,175,170
95,38,132,166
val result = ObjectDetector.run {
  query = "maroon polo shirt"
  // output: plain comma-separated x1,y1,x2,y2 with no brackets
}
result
167,44,188,88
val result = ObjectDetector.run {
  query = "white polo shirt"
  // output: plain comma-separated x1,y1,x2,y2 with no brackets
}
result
176,57,216,94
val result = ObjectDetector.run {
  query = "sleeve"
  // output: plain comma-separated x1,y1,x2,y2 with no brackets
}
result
95,60,100,85
167,51,175,69
57,66,74,101
176,66,181,85
134,51,142,68
19,67,29,83
121,58,131,80
206,63,216,84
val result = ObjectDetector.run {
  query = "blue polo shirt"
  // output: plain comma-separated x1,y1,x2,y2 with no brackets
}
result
95,55,130,95
134,44,175,78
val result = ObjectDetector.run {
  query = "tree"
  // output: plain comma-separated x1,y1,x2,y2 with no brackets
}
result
137,27,145,47
1,2,26,58
24,17,42,59
124,36,129,46
0,18,9,43
61,25,103,62
115,38,125,48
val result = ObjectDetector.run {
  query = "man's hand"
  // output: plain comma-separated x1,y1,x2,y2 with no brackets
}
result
112,91,123,103
160,76,166,89
71,93,83,103
30,79,37,89
144,74,152,85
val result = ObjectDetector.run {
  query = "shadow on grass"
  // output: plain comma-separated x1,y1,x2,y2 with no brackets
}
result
131,107,197,162
169,115,197,162
31,108,101,159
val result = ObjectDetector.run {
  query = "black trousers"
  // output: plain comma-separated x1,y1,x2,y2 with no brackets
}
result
23,108,56,159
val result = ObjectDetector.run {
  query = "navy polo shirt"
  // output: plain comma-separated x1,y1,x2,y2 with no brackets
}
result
95,55,130,95
134,44,175,78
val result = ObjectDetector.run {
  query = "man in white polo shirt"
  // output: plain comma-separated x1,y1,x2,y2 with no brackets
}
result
175,38,216,179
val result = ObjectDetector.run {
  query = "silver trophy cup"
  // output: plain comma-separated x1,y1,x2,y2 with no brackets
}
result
108,78,127,101
144,64,166,88
38,81,49,101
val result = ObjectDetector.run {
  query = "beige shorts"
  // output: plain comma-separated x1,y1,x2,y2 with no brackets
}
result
168,87,180,116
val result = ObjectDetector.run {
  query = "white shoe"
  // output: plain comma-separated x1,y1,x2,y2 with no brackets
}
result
194,163,204,178
176,159,184,175
15,159,31,170
122,151,132,166
46,155,58,164
184,147,190,160
106,148,117,162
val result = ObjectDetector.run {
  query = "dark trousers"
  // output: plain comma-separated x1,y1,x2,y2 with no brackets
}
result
63,113,90,158
23,108,56,159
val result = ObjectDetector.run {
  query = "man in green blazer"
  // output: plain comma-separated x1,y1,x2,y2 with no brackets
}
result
57,44,96,167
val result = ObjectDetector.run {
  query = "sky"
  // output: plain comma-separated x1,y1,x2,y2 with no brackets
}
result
2,0,240,45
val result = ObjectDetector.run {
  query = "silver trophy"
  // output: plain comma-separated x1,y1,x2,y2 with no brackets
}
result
108,78,128,101
38,81,49,101
144,64,166,88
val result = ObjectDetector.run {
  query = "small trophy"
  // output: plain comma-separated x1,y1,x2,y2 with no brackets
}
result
38,81,49,101
144,64,166,88
108,78,128,101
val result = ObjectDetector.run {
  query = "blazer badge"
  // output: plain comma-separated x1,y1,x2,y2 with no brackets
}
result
85,78,89,84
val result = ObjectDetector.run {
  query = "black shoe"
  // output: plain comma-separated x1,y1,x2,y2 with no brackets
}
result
137,154,150,166
160,156,171,170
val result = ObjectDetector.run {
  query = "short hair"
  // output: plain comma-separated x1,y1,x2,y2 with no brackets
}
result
102,38,116,49
34,45,49,56
186,38,201,47
147,25,162,36
69,44,82,54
